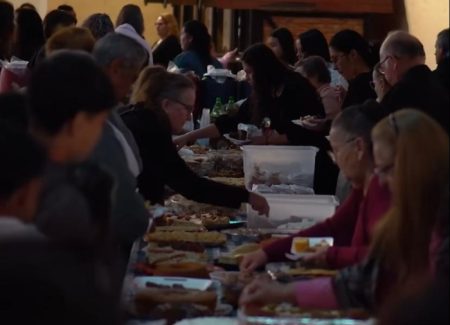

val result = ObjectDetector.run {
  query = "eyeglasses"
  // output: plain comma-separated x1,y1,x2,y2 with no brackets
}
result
170,98,194,113
328,136,357,164
374,163,395,178
389,113,399,136
378,55,395,74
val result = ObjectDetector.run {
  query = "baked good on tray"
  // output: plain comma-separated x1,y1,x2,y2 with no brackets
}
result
145,230,227,246
134,287,217,312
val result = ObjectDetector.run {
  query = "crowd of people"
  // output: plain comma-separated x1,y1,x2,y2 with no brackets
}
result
0,1,448,324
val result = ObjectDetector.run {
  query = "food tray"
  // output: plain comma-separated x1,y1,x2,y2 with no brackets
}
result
237,309,374,325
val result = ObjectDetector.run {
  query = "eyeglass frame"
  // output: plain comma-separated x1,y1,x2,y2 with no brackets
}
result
168,97,195,114
327,136,358,164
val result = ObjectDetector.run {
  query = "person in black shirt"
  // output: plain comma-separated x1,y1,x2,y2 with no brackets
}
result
121,66,269,214
329,29,377,109
174,43,325,147
378,30,449,133
433,28,449,91
152,13,182,68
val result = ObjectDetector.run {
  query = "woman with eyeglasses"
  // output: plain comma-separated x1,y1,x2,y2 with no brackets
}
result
371,62,392,103
240,109,448,315
329,29,377,109
241,100,390,273
120,66,269,214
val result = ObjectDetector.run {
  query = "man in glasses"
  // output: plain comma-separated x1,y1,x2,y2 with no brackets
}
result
378,30,449,132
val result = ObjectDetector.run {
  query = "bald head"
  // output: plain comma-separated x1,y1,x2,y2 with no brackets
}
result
379,31,426,86
381,31,425,60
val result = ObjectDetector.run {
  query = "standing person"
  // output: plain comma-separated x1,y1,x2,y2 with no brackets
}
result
121,66,269,214
152,13,182,67
0,123,122,325
12,8,44,61
28,9,76,69
433,28,449,91
297,55,342,123
240,109,449,314
0,0,14,64
57,4,77,23
115,4,144,38
90,32,154,255
241,100,390,271
174,43,325,147
82,13,114,40
371,62,391,103
30,51,116,244
378,30,449,132
266,27,297,67
295,28,348,89
329,29,376,109
45,27,96,55
173,20,222,77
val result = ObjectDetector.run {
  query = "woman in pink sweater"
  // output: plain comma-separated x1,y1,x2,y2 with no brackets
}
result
241,100,391,271
240,109,449,313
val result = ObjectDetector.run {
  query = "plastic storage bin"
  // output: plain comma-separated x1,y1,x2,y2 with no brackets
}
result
246,194,339,229
242,145,319,190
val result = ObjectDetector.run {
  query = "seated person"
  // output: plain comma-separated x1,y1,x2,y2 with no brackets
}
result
241,100,391,271
121,66,269,215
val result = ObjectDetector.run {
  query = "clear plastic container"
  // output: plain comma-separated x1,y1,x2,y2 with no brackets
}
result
246,194,339,229
242,146,319,191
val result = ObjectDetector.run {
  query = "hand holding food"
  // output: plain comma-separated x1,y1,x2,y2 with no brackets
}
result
239,278,296,307
239,249,269,273
248,192,270,215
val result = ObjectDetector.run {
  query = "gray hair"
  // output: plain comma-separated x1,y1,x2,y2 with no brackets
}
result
92,32,147,69
382,30,425,59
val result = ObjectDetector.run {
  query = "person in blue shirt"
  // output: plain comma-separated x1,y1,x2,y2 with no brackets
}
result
173,20,222,77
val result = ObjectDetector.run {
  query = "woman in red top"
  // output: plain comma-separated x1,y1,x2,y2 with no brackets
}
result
241,100,391,271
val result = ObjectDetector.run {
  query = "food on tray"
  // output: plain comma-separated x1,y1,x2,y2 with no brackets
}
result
135,287,217,310
229,130,248,141
152,262,209,279
291,237,334,254
209,271,255,307
175,317,237,325
182,149,243,178
218,243,261,265
145,230,227,246
146,246,207,265
208,177,245,188
286,267,337,277
157,211,231,230
189,145,210,155
244,303,369,319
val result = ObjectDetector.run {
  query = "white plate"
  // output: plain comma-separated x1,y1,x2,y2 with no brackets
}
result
224,134,251,146
133,276,213,291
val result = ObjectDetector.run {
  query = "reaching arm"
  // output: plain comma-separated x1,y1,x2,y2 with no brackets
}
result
173,124,221,150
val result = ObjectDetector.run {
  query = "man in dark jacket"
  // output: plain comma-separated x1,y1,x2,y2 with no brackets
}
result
433,28,449,91
91,33,151,256
379,31,449,132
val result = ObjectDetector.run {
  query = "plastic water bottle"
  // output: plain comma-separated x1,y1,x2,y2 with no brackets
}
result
197,108,210,147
